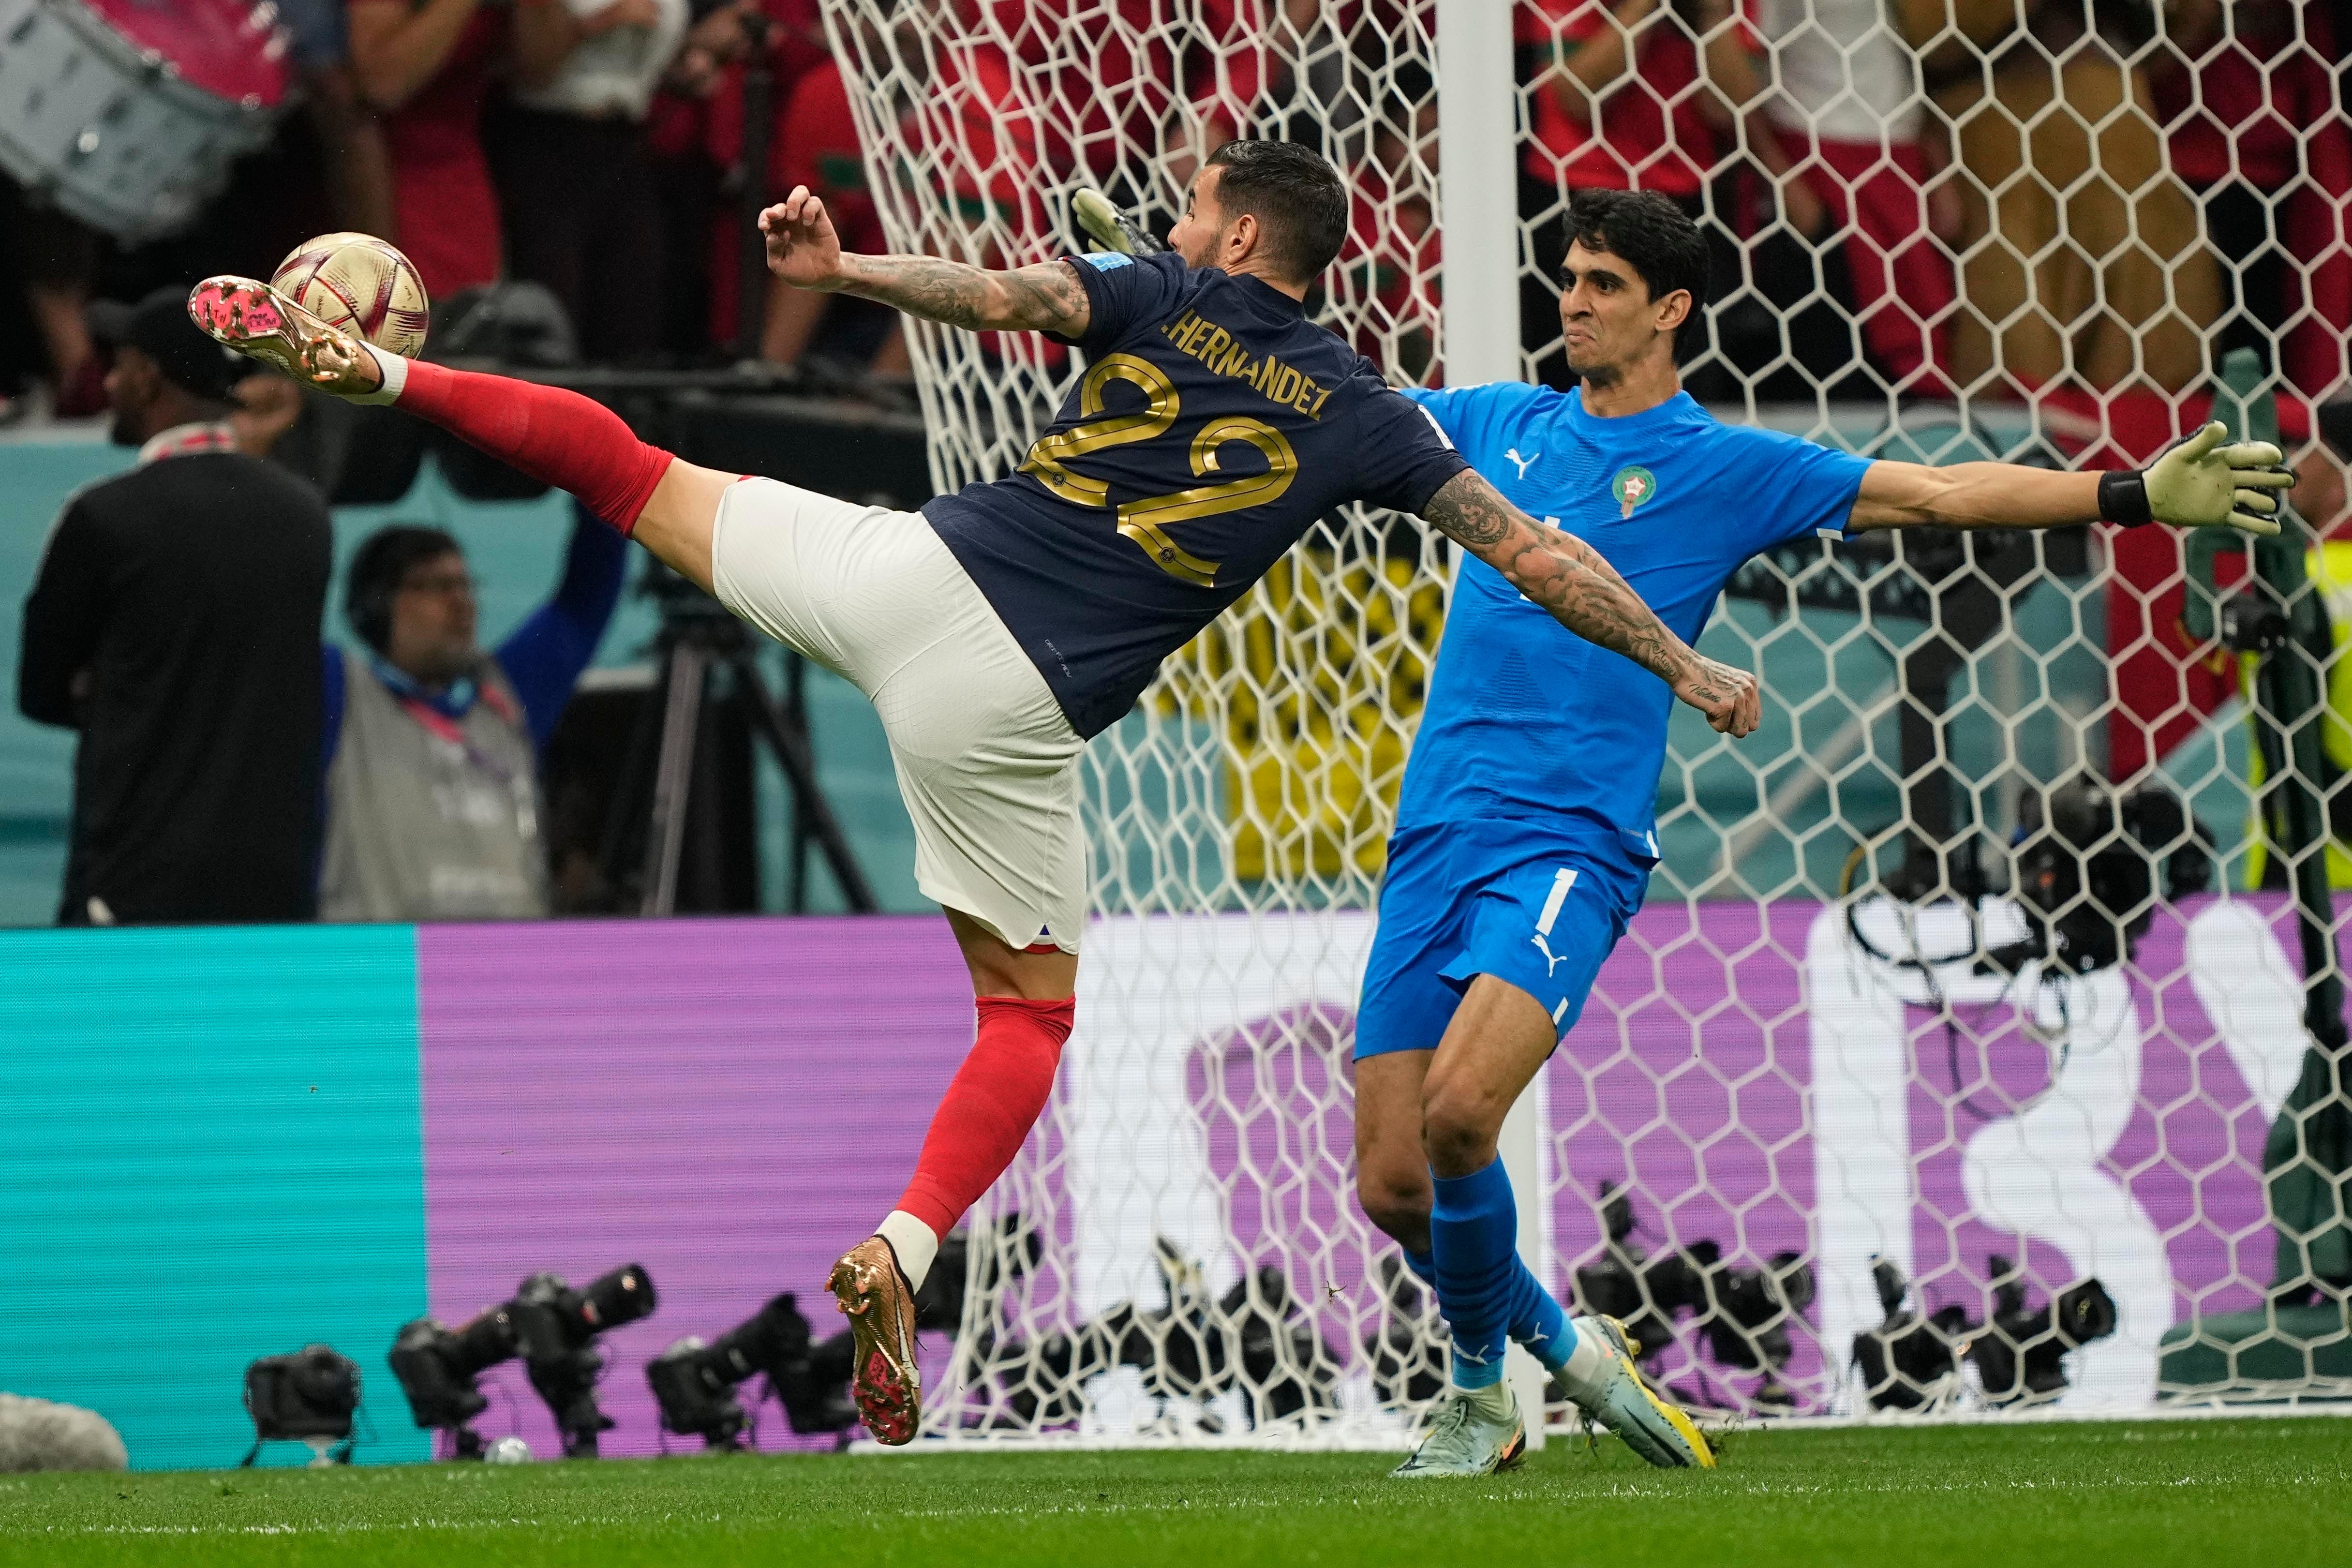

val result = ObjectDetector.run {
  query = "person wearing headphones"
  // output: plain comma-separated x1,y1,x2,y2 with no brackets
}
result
321,501,625,921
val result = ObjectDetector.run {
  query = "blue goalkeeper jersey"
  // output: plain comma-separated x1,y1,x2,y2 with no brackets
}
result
1396,382,1873,875
922,250,1467,738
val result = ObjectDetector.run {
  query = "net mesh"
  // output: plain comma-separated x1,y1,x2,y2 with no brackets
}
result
818,0,2352,1437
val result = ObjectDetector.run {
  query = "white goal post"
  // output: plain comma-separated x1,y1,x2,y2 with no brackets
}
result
817,0,2352,1441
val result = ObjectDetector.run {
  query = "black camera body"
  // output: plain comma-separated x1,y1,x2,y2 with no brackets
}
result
389,1263,656,1460
1222,1265,1341,1425
646,1292,858,1449
511,1266,658,1457
242,1344,361,1464
1853,1255,2118,1411
984,1235,1339,1433
1851,1259,1975,1410
1569,1182,1815,1407
388,1307,518,1460
1969,1258,2119,1406
1987,776,2211,976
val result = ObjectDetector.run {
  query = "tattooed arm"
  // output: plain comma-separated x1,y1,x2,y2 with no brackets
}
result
759,185,1092,337
1419,471,1763,737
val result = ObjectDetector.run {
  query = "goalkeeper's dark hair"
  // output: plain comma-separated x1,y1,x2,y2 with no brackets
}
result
1204,139,1349,284
347,524,464,653
1563,189,1709,316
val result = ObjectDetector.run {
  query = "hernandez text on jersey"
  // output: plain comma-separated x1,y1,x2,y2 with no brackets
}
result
921,249,1467,738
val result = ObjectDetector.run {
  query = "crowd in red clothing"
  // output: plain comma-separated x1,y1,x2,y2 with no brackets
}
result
0,0,2345,432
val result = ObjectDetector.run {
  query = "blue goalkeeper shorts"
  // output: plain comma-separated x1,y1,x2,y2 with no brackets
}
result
1354,821,1641,1060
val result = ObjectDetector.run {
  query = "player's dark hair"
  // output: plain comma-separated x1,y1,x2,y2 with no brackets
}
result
1563,189,1710,316
1203,139,1349,284
347,525,464,653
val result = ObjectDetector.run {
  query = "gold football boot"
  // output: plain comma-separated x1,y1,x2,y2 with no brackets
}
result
186,276,384,398
829,1236,922,1445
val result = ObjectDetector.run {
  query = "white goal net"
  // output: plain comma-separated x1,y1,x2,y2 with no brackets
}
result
819,0,2352,1439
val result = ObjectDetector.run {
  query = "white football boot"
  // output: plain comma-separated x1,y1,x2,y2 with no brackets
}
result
1568,1315,1715,1468
1389,1384,1527,1479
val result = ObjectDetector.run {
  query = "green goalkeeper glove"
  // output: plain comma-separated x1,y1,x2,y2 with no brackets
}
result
2099,421,2294,536
1072,188,1165,257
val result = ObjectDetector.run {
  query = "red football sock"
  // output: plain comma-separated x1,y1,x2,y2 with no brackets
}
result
394,359,672,536
894,996,1076,1239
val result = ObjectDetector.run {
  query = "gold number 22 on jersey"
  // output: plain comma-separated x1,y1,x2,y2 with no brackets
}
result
1018,353,1298,587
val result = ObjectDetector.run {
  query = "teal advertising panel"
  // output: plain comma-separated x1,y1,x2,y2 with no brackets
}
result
0,926,431,1469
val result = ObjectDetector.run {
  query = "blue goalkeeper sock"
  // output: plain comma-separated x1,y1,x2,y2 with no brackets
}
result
1517,1276,1577,1375
1429,1156,1583,1388
1428,1158,1583,1387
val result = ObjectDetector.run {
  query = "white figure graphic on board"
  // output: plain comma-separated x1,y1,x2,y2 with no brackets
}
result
1808,901,2166,1409
2184,901,2309,1122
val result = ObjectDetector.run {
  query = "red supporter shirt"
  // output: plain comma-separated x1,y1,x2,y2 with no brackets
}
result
976,0,1265,181
922,27,1042,218
2153,7,2340,189
2147,5,2350,397
780,59,883,254
700,0,831,172
1519,0,1751,197
693,0,839,342
1337,166,1441,373
368,2,507,297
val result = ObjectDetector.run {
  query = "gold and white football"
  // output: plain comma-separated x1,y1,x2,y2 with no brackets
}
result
270,232,431,358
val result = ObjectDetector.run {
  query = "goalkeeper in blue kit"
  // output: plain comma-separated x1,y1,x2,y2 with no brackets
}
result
1349,189,2292,1477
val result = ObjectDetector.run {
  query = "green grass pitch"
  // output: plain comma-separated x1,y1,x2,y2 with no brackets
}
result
2,1418,2343,1568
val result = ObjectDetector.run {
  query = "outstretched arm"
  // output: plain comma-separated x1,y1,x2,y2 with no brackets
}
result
1419,470,1762,737
1849,423,2293,535
759,187,1092,337
496,502,630,750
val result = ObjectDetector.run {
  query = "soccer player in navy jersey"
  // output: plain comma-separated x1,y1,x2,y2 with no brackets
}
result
187,141,1763,1449
1352,188,2293,1478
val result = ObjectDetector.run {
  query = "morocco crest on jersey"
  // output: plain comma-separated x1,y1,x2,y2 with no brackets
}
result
1612,465,1657,519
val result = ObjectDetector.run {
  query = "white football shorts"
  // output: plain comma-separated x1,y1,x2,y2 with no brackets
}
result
710,478,1085,955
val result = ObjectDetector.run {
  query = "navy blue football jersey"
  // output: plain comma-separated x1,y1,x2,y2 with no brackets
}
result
921,251,1467,738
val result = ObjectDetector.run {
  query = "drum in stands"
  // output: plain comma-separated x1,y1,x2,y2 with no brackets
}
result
0,0,291,242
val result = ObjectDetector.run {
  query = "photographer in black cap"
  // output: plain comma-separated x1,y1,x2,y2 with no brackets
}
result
16,287,333,925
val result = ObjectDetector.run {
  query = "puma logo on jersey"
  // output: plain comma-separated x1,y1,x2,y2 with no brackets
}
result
1505,448,1540,479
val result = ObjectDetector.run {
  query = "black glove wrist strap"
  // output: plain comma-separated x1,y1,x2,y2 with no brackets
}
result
2099,468,2154,527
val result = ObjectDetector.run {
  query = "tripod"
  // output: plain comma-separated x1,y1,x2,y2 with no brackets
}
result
597,575,877,916
585,22,885,916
